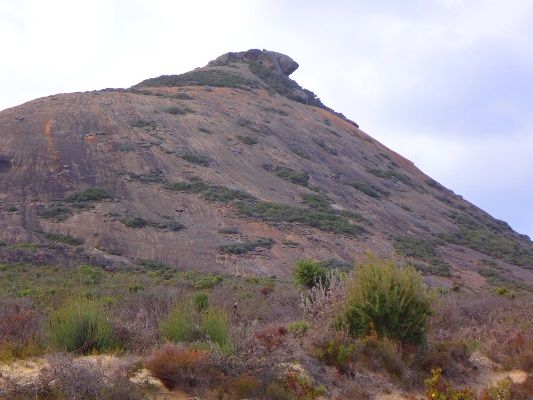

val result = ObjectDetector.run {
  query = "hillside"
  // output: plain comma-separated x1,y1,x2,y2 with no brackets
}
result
0,49,532,290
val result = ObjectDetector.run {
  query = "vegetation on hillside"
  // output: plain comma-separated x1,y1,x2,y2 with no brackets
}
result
0,256,531,399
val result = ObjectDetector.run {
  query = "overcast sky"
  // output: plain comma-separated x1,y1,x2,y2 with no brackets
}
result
1,0,532,237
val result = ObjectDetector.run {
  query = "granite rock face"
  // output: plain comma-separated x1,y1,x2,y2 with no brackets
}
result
0,50,532,288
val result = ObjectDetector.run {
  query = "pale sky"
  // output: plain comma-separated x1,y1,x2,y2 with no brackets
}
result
1,0,532,237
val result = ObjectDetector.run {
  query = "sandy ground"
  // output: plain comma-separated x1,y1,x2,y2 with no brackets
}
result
0,352,529,400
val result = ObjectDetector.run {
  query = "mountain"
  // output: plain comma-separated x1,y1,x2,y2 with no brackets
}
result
0,49,531,290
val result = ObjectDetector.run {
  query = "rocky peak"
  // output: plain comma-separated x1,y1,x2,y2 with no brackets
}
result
209,49,299,76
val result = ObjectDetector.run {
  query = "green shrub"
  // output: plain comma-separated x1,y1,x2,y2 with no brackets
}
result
367,168,416,188
163,176,257,203
165,106,194,115
235,200,366,237
131,119,156,129
121,216,148,228
49,299,117,353
161,302,231,353
478,268,532,292
249,62,298,95
359,335,405,377
343,256,431,345
426,179,446,191
194,292,209,312
287,320,309,335
346,181,387,199
294,259,328,289
137,259,169,270
237,135,258,145
441,212,533,267
394,237,451,277
127,171,165,183
315,334,356,372
289,146,311,160
77,265,103,286
161,302,202,343
275,166,310,186
219,227,239,234
192,274,223,289
201,308,231,354
39,205,71,221
9,242,37,250
181,153,212,166
137,68,256,89
65,187,112,203
219,237,275,254
173,92,193,100
312,138,337,155
261,106,289,116
425,368,475,400
154,219,185,232
44,232,83,246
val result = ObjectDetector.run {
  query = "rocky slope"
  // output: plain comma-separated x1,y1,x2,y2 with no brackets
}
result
0,49,532,290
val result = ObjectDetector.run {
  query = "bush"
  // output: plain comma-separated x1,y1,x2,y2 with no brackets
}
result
49,299,117,353
346,181,387,199
201,309,231,354
287,320,309,335
39,204,71,221
194,292,209,312
165,106,194,115
424,368,475,400
219,237,275,254
235,199,366,237
77,265,103,286
165,177,254,203
419,340,471,379
314,333,356,372
127,171,165,183
137,68,256,89
44,232,83,246
343,256,432,345
146,344,211,390
237,135,258,145
121,216,148,228
254,325,288,350
394,236,451,277
161,302,202,343
358,335,405,377
181,153,212,166
294,259,328,289
275,166,310,186
0,298,43,361
228,375,261,399
65,187,112,203
37,354,144,400
266,365,326,400
161,301,231,353
192,274,223,289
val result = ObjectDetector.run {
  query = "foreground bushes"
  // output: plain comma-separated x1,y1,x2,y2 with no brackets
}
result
294,259,328,289
0,298,43,361
161,298,231,354
49,299,117,353
0,354,143,400
343,256,432,345
146,344,212,390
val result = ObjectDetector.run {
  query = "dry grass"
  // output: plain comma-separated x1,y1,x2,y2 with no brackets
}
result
146,344,215,391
